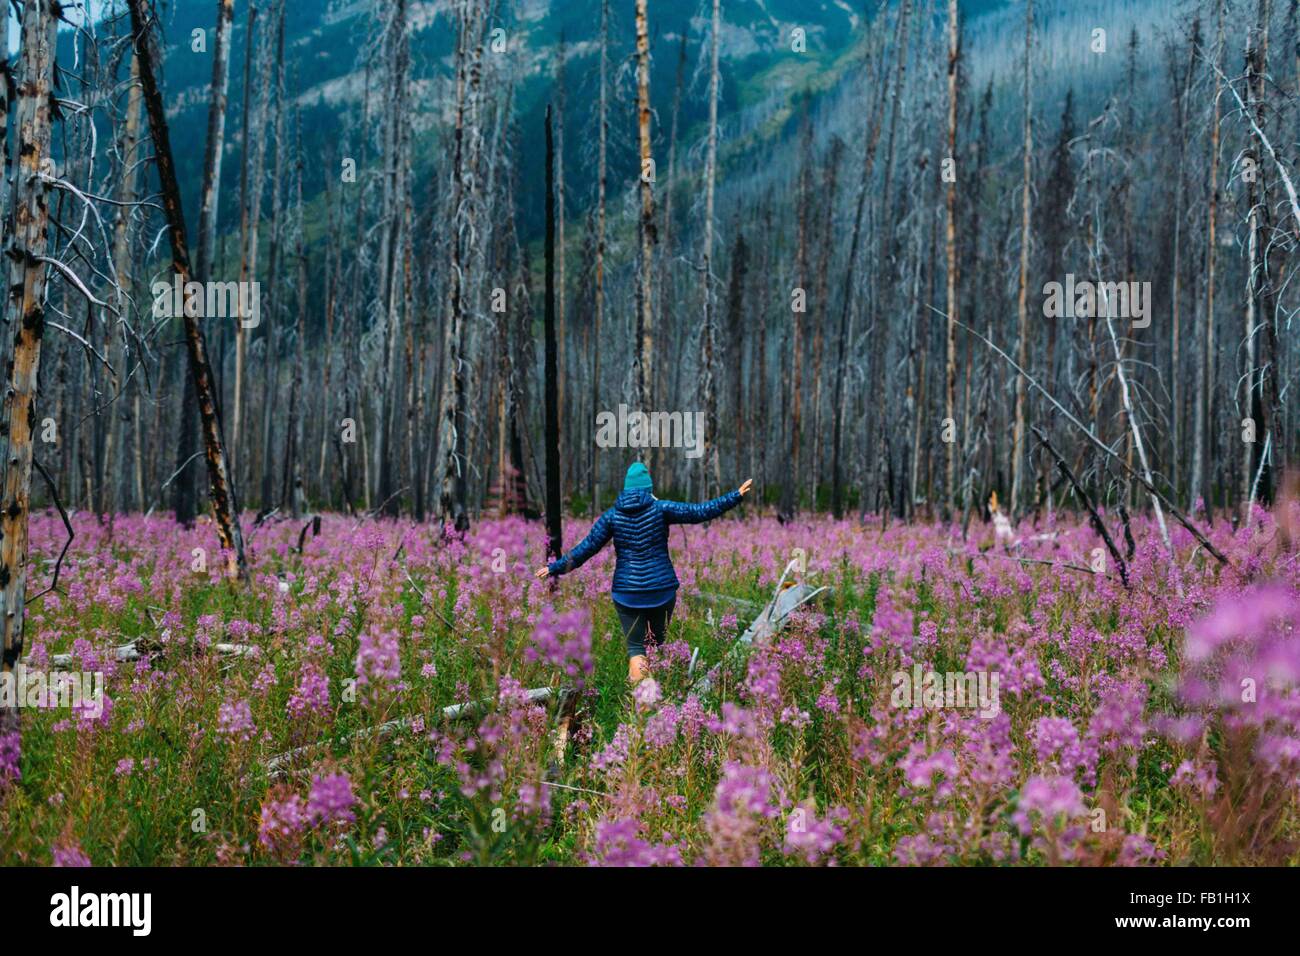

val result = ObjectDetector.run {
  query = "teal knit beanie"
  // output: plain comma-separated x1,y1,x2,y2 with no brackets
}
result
624,462,653,492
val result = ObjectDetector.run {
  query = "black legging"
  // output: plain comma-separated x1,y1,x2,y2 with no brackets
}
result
614,596,677,658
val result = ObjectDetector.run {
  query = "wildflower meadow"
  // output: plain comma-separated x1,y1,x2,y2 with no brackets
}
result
2,502,1296,868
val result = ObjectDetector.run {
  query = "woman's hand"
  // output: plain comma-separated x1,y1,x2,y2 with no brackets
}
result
534,566,551,580
738,478,754,497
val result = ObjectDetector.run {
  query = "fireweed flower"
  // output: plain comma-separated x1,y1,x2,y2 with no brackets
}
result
894,831,952,866
306,773,357,827
701,763,780,867
1186,585,1297,663
354,625,401,696
588,818,684,867
1160,583,1300,861
72,690,113,731
217,698,257,743
1030,716,1093,783
258,791,306,861
252,662,278,695
679,694,707,741
743,650,783,716
815,681,841,714
899,744,959,797
1152,714,1205,747
591,724,633,773
1118,834,1165,866
51,841,91,867
1087,680,1147,768
779,705,812,729
706,701,768,741
525,606,593,683
1012,774,1087,836
783,800,846,865
0,731,19,787
1170,760,1220,800
632,677,661,709
287,662,331,720
645,638,693,672
434,675,552,825
644,703,680,749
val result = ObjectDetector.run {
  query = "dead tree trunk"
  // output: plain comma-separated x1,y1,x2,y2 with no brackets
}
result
943,0,960,522
0,0,58,749
634,0,655,414
661,29,688,491
555,37,569,490
727,230,749,479
435,0,485,532
130,0,248,579
197,0,235,284
831,7,891,517
1168,19,1199,498
258,0,287,511
1192,0,1224,514
545,106,562,559
283,145,307,518
784,111,813,519
175,0,236,525
235,0,272,488
1009,0,1033,516
589,0,609,512
1243,0,1282,516
105,54,145,513
377,0,411,516
700,0,723,496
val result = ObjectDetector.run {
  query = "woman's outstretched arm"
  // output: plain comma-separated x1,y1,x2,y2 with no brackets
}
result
535,511,615,579
660,478,753,525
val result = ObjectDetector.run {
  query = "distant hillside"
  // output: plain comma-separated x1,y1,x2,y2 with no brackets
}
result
132,0,861,239
66,0,1171,254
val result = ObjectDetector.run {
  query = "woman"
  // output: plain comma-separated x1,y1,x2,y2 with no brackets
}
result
535,463,753,682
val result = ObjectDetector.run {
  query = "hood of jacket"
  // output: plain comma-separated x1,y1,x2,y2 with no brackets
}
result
614,488,655,514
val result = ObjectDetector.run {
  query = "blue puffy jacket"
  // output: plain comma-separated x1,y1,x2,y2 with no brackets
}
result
547,488,743,592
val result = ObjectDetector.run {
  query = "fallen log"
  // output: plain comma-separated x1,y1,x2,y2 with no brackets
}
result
50,640,257,668
697,591,761,610
690,558,829,694
265,686,569,779
947,548,1096,577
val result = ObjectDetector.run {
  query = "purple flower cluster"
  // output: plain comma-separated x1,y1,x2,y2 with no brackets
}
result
217,698,257,743
258,793,307,859
783,801,846,865
0,731,19,787
287,662,330,720
702,763,781,866
51,841,91,867
588,818,685,867
354,625,401,695
525,606,593,683
306,772,357,827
